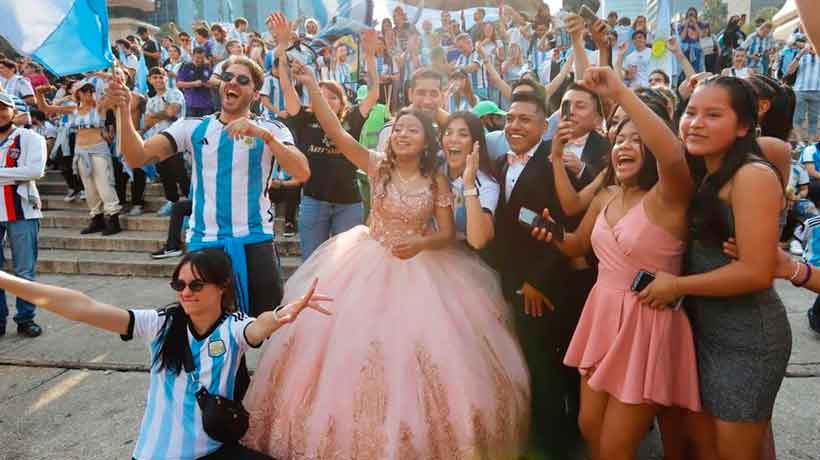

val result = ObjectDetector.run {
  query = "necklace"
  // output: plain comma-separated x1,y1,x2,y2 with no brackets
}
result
396,168,420,184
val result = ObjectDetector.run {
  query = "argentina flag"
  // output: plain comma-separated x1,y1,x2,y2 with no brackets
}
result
299,0,374,39
0,0,114,76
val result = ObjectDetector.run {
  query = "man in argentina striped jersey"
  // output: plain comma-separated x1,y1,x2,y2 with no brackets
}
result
107,55,309,317
0,92,46,338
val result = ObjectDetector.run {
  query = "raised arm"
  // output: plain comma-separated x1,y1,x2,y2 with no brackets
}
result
0,270,129,334
269,13,302,116
244,278,331,346
462,142,494,249
544,53,575,99
566,14,591,81
294,60,370,172
358,30,381,117
33,86,76,116
479,46,512,100
667,36,697,80
103,81,176,167
581,66,692,205
590,19,612,68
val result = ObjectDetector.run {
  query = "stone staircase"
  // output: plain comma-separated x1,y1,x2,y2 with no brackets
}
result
12,170,302,278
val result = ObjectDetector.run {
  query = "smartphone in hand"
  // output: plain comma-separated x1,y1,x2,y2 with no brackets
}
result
519,207,565,241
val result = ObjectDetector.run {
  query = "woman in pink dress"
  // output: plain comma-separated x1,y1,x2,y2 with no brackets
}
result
241,60,530,459
532,67,701,460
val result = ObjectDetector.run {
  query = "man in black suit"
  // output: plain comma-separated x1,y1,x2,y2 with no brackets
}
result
491,92,589,459
558,83,610,193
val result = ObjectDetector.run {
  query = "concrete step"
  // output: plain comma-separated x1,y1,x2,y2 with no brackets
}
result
41,210,170,232
6,248,302,278
37,180,166,197
35,227,302,256
41,194,167,213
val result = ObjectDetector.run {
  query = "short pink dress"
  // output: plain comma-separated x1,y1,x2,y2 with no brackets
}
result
563,197,701,411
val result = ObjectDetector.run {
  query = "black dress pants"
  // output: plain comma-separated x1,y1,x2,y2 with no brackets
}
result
113,158,146,206
157,154,191,203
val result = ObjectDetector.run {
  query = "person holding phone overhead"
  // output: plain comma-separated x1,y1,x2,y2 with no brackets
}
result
530,67,702,460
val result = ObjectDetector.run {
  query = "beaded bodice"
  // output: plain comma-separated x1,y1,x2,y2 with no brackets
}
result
367,154,452,249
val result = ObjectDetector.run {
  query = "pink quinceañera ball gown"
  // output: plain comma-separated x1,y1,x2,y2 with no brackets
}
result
563,197,701,411
242,153,530,459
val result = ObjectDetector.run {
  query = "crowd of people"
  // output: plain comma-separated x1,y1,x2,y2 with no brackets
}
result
1,2,820,460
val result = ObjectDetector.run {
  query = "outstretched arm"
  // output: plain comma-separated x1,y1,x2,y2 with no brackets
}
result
295,60,371,172
244,278,332,346
0,271,129,334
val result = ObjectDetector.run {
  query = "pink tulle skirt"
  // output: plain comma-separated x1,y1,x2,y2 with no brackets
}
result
242,226,531,459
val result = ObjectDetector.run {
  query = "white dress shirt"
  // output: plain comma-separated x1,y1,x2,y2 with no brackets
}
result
505,141,541,202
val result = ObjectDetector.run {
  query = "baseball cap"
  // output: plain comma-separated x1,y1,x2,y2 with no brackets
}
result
472,100,506,118
0,92,15,109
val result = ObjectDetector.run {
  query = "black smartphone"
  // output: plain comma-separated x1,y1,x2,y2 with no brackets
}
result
579,4,598,22
561,100,572,121
631,270,655,292
518,207,564,241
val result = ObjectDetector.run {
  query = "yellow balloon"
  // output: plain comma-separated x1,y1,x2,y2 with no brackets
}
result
652,39,666,58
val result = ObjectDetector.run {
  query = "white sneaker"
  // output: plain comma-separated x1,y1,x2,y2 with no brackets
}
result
128,205,144,216
78,190,87,200
63,190,79,202
790,240,804,256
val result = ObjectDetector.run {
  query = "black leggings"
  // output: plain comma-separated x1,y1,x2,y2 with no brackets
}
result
157,154,191,203
166,199,193,250
58,132,83,193
113,158,146,206
269,187,301,226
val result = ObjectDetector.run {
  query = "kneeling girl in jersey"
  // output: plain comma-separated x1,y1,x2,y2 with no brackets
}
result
0,248,331,460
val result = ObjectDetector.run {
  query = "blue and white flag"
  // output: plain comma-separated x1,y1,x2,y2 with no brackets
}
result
0,0,114,76
303,0,374,39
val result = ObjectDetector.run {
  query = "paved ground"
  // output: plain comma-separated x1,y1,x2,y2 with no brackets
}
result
0,275,818,460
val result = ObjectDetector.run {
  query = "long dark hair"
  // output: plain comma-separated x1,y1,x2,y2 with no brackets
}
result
440,111,496,178
601,91,670,190
155,249,236,374
377,108,441,199
688,76,779,242
747,74,795,141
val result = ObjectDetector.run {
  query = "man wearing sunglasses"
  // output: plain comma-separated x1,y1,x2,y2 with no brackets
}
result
107,56,310,317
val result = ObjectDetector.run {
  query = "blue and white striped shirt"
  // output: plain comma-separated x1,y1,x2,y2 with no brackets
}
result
260,75,286,121
330,62,352,90
161,115,295,244
742,33,774,74
794,52,820,92
455,51,487,91
124,308,257,460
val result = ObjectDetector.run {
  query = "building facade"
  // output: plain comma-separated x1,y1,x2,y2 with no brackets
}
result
147,0,298,34
726,0,787,18
601,0,648,20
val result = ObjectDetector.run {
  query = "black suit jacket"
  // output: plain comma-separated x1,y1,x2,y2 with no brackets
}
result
571,130,611,191
491,141,572,304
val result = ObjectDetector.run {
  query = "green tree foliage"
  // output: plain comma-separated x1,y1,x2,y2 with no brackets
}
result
702,0,729,32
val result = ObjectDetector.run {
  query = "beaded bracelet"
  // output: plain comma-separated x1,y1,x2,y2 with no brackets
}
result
788,260,802,283
795,262,813,288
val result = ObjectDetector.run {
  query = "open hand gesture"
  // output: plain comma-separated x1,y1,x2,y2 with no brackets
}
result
273,278,333,325
463,141,480,186
267,12,292,49
667,36,681,54
291,60,317,88
361,29,378,57
579,66,627,99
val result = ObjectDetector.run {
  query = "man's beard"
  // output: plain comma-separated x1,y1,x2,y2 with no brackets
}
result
0,120,13,134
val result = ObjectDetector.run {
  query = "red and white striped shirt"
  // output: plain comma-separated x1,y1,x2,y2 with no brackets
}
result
0,128,45,222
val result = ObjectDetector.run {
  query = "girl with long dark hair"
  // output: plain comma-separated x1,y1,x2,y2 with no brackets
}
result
639,76,791,460
242,57,530,459
532,67,701,460
0,249,329,460
440,111,498,249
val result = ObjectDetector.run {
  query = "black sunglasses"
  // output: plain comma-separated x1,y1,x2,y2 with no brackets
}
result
170,279,207,292
219,72,252,86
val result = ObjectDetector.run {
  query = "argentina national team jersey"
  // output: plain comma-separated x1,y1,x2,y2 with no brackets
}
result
161,115,295,244
456,51,487,91
123,308,257,460
795,53,820,92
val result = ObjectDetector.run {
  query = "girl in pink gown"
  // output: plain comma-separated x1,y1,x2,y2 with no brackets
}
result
533,68,701,460
241,59,530,459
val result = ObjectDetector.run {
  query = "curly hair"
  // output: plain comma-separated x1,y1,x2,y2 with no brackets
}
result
376,108,441,201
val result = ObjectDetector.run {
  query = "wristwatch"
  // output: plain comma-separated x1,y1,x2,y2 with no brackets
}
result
463,188,479,197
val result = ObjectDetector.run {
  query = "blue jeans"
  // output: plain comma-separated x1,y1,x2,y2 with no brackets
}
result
0,219,39,325
298,196,363,260
795,91,820,139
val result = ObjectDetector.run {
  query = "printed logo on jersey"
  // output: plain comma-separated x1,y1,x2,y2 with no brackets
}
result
208,339,226,358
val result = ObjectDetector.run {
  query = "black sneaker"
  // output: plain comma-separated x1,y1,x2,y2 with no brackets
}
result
809,308,820,334
283,223,296,238
17,321,42,338
151,246,183,259
0,323,5,337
